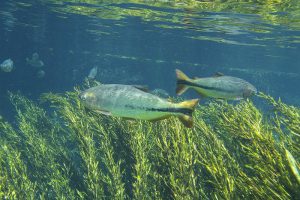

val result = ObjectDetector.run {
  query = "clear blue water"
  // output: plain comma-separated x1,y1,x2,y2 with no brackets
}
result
1,0,300,119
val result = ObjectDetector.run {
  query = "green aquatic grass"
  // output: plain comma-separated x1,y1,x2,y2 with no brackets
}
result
0,89,299,199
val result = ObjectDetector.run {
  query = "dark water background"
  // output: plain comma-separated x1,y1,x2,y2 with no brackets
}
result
1,0,300,120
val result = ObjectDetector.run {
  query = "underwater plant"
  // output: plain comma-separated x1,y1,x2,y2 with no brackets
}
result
0,88,299,199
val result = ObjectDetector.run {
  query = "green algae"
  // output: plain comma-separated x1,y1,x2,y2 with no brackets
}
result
0,89,299,199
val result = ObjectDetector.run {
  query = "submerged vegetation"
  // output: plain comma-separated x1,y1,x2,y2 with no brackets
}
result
0,87,299,199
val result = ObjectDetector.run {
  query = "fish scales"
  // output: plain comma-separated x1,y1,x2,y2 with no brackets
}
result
176,69,257,100
80,84,199,127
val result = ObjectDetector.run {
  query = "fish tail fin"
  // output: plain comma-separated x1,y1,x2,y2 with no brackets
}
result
177,99,199,128
176,69,191,95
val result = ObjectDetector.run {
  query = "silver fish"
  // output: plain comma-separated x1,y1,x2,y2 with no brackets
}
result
80,84,199,128
0,58,14,72
26,52,44,68
88,66,98,79
176,69,257,100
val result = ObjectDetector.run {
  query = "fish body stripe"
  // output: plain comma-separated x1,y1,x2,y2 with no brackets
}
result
124,104,192,116
177,80,234,93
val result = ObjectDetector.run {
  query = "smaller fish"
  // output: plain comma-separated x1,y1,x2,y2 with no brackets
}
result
88,66,98,80
26,52,44,68
0,58,14,72
80,84,199,128
37,70,45,79
285,149,300,184
176,69,257,100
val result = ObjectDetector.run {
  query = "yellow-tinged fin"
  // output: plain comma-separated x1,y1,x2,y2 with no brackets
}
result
177,98,199,110
177,99,199,128
176,69,191,95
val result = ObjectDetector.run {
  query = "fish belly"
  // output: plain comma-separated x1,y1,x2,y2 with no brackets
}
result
112,108,171,120
194,87,242,100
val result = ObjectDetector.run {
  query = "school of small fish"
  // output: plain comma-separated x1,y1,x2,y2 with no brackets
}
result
1,52,46,79
80,68,257,128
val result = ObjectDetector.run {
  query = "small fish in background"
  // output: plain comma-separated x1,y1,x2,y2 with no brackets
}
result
80,84,199,128
36,69,45,79
26,52,44,68
176,69,257,100
87,66,98,80
0,58,14,72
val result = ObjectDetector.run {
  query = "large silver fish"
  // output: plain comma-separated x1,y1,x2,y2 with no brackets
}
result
80,84,199,128
176,69,257,100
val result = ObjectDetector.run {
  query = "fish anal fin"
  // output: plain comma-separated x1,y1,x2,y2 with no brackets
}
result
178,115,193,128
214,72,224,77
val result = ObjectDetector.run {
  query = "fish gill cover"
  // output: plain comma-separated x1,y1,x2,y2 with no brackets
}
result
0,85,299,199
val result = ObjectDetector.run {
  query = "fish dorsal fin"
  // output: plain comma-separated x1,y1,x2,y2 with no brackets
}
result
132,85,149,92
214,72,224,77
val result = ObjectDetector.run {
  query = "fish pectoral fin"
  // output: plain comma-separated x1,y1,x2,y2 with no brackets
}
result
214,72,224,77
178,115,193,128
